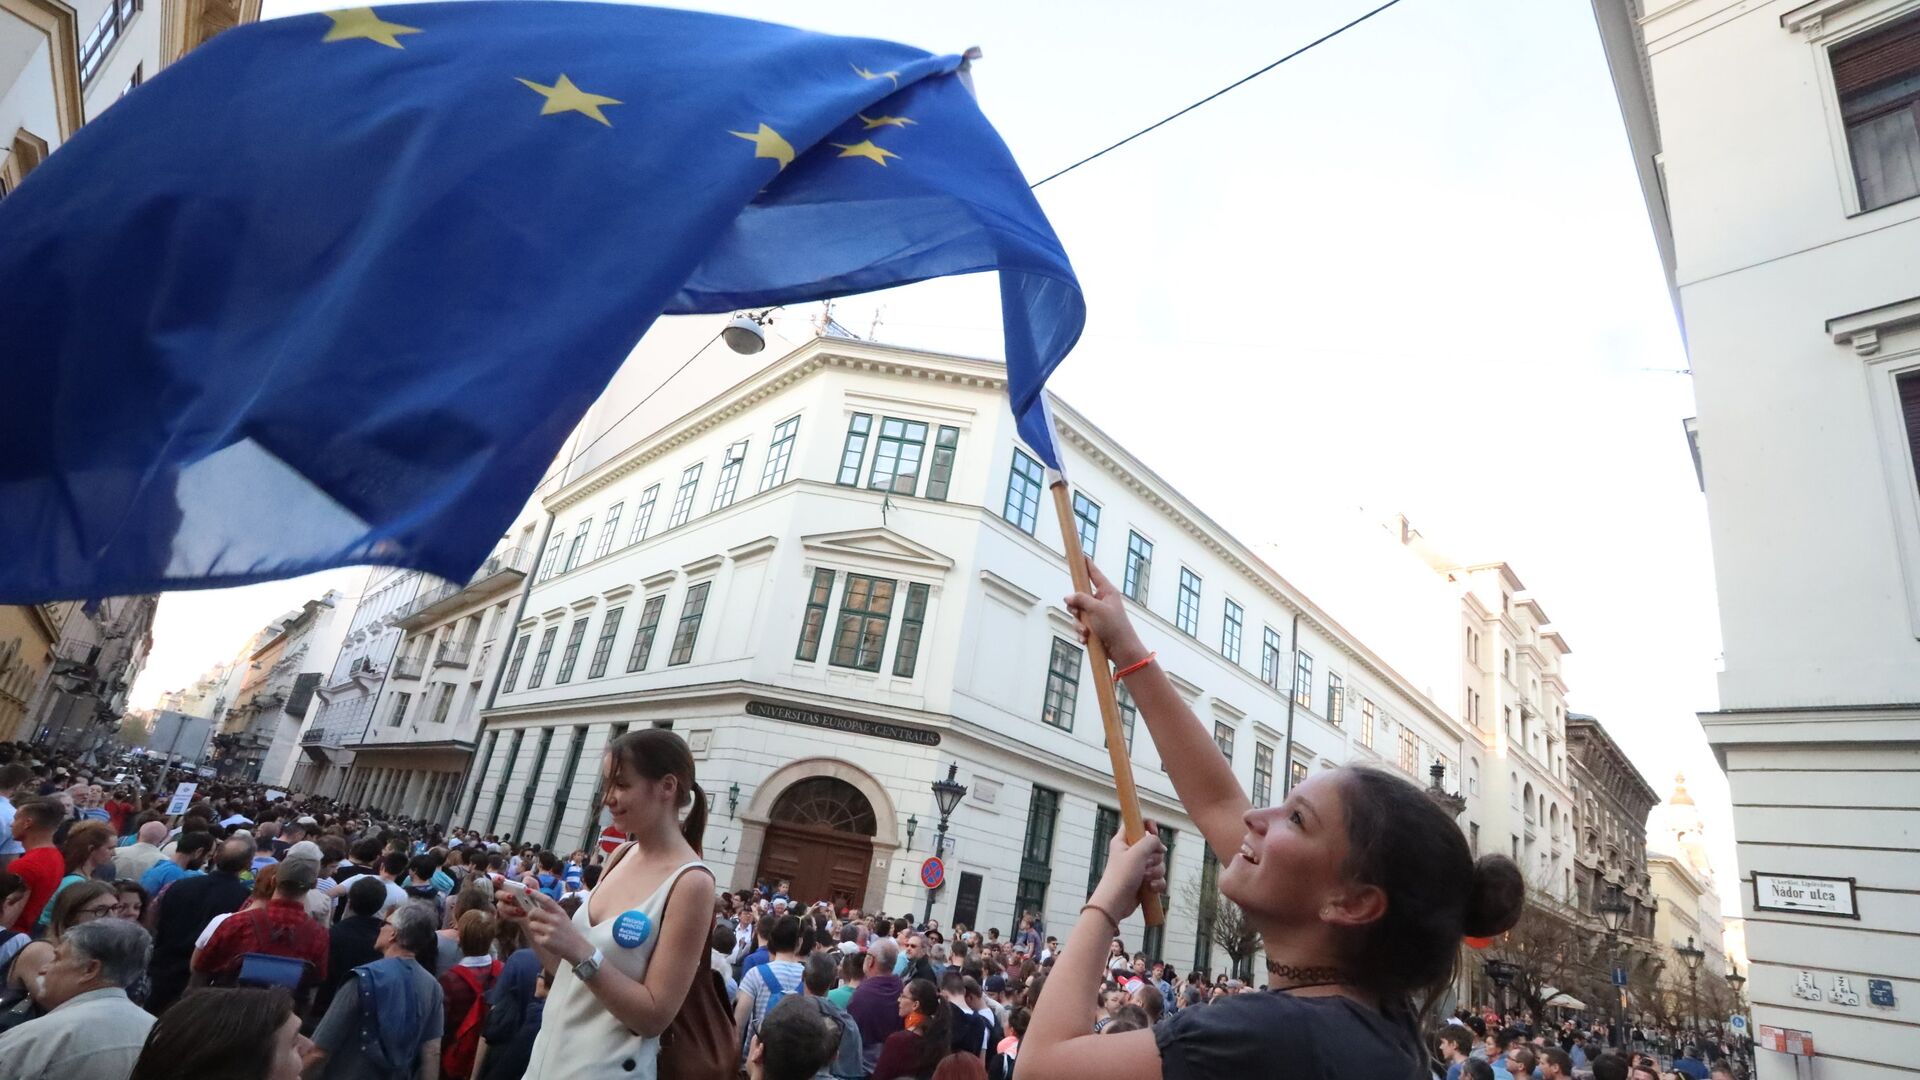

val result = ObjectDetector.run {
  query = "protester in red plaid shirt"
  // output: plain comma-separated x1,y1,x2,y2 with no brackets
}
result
191,858,330,994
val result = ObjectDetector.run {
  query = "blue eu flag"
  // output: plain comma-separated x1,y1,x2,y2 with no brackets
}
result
0,2,1082,602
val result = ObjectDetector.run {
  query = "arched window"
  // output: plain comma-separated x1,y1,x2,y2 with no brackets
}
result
1468,757,1481,796
1523,782,1535,820
768,777,878,836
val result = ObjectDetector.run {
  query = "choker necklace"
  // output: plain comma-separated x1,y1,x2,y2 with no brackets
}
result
1265,961,1349,992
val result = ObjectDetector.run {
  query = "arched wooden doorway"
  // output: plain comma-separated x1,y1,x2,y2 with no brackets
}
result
753,777,876,910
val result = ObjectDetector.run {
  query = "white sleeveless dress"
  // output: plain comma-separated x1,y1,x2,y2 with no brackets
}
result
522,856,712,1080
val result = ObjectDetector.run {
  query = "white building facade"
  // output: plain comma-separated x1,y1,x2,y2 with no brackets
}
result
453,335,1471,976
1595,0,1920,1071
290,565,427,798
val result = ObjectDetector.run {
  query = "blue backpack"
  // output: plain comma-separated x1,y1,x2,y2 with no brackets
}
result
742,962,798,1059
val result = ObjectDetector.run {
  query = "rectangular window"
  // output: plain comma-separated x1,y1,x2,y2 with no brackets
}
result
1003,450,1044,534
536,537,562,581
389,691,411,728
594,503,623,561
554,618,589,683
525,626,559,688
1017,785,1060,919
668,464,702,528
1175,568,1202,636
588,607,622,678
1293,649,1314,709
1108,681,1137,752
836,413,873,485
487,730,524,834
1260,627,1282,688
924,426,961,501
501,634,530,693
711,440,749,510
626,595,665,672
829,575,897,671
562,518,592,573
1088,805,1121,894
628,484,660,545
1289,758,1309,791
1041,637,1081,730
430,684,454,725
545,725,591,850
516,726,554,837
1141,824,1176,961
1252,743,1274,807
1326,673,1344,727
868,417,929,495
760,416,800,492
1123,532,1153,602
1072,492,1100,559
796,568,836,662
1398,728,1418,774
461,732,498,827
1360,698,1377,749
1214,721,1235,760
892,583,931,678
78,0,139,86
1194,848,1219,975
1221,600,1243,664
1834,14,1920,212
668,583,711,665
1900,370,1920,484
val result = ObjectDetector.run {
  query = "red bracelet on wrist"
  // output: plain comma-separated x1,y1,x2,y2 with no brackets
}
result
1113,652,1156,681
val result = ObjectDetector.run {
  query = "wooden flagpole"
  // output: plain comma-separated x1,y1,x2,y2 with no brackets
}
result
1049,475,1164,927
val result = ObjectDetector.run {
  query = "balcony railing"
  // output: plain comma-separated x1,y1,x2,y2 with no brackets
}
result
393,546,531,623
393,655,425,680
435,642,473,668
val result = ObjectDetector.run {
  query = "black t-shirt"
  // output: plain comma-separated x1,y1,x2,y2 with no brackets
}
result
1153,991,1427,1080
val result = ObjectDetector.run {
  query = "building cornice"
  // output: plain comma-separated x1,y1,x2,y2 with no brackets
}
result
2,0,83,139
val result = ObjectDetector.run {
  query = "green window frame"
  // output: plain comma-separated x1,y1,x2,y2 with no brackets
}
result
525,626,558,688
501,633,530,693
1072,492,1100,559
1107,681,1136,752
1221,599,1243,664
1003,450,1043,534
536,536,562,581
1294,649,1314,709
668,582,711,666
1253,742,1274,808
628,484,660,545
1326,673,1344,727
1194,847,1219,975
1214,721,1235,761
1123,532,1152,601
829,574,896,672
562,518,592,573
760,416,800,492
595,502,623,560
515,726,554,837
544,725,591,850
1261,627,1282,689
1041,637,1081,731
868,417,929,495
1289,758,1309,792
588,607,622,678
461,731,498,827
892,582,930,678
1088,805,1120,894
1017,785,1060,919
388,691,410,728
667,463,702,528
1175,568,1202,636
627,595,665,672
1140,824,1176,961
924,426,960,501
795,568,835,662
711,439,749,510
836,413,872,485
554,618,588,683
1361,698,1376,748
487,729,524,835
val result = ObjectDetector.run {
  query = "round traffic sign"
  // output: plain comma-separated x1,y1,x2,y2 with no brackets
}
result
599,825,629,855
919,856,944,890
1730,1016,1747,1033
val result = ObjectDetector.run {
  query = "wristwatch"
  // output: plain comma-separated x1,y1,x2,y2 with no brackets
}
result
573,948,605,983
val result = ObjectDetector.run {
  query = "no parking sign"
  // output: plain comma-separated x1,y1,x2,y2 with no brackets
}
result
920,856,944,890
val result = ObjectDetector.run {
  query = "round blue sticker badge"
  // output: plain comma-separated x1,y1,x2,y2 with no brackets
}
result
612,909,653,949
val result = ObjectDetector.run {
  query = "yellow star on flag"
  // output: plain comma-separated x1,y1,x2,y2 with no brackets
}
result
831,139,899,167
858,113,915,130
729,123,795,170
516,74,623,127
320,7,421,49
851,63,901,88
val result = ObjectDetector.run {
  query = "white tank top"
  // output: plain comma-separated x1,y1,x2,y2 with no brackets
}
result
523,855,711,1080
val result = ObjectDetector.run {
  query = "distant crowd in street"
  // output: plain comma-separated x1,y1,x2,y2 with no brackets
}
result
1433,1010,1748,1080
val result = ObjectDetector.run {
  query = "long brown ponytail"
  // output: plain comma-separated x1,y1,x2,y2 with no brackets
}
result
609,728,707,854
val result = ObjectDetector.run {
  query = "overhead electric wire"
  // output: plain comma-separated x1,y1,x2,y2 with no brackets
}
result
1028,0,1411,189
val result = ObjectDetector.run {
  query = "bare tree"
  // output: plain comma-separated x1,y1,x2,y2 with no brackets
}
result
1489,891,1605,1021
1180,878,1261,981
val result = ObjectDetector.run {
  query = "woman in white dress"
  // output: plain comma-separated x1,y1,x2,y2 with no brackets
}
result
497,729,715,1080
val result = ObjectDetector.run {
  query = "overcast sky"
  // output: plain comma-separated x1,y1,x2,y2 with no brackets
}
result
133,0,1739,914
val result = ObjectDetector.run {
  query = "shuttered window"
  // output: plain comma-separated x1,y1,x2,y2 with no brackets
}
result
1833,14,1920,211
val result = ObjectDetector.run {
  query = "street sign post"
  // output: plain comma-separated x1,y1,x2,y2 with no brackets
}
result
165,782,197,816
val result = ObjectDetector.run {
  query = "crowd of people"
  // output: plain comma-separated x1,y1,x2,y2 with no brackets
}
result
1433,1013,1746,1080
0,570,1722,1079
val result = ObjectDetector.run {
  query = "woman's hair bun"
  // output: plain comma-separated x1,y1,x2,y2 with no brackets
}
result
1463,855,1526,939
